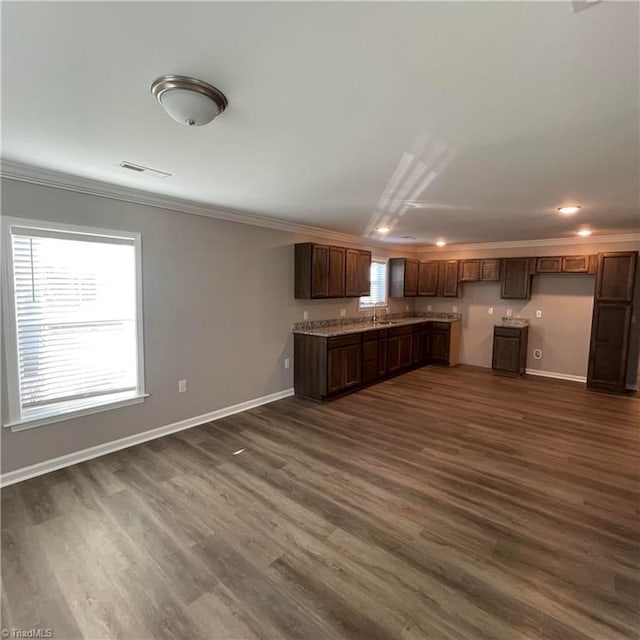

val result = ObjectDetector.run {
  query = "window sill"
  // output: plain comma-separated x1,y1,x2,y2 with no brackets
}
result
4,393,150,432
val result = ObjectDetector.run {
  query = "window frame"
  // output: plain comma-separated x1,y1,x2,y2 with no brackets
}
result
2,217,148,432
359,258,388,309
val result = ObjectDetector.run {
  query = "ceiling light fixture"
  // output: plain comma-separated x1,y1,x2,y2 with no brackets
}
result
557,205,581,215
151,75,228,126
376,226,391,234
577,229,592,237
436,239,446,247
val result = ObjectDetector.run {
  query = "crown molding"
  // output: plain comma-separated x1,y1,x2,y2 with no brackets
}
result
417,233,640,253
0,159,415,253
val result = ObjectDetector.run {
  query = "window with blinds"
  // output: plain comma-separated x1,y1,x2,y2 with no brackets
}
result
359,260,387,307
3,219,145,429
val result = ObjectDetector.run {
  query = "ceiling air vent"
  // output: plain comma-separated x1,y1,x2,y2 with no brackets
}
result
118,161,171,178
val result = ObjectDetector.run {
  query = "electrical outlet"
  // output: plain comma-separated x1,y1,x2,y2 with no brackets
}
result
536,310,542,318
452,306,458,313
405,304,409,311
506,309,513,317
340,308,346,317
284,357,290,369
427,304,432,312
178,379,187,393
488,307,494,315
533,349,542,360
303,310,309,320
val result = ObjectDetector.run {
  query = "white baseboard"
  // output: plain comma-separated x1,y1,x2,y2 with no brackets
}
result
525,368,587,384
0,388,295,488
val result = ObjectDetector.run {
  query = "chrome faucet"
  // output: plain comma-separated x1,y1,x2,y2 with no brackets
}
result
372,303,389,324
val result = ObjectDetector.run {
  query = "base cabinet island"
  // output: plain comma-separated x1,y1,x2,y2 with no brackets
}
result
294,317,461,400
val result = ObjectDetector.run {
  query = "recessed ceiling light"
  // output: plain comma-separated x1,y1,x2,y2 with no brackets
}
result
577,229,592,237
557,206,581,215
436,240,446,247
376,226,391,234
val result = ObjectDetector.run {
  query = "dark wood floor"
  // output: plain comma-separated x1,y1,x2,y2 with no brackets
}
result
2,365,639,640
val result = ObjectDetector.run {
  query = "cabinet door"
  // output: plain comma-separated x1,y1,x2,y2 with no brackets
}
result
440,261,460,297
587,303,632,390
328,247,345,298
358,251,371,296
501,258,531,299
378,338,388,377
411,331,421,365
562,255,589,273
492,335,521,373
404,259,419,297
311,245,330,298
459,259,479,282
387,336,401,372
536,257,562,273
327,348,344,394
420,327,431,363
343,345,361,388
345,249,360,297
418,262,439,296
480,259,501,281
595,252,637,302
430,327,450,364
398,334,413,368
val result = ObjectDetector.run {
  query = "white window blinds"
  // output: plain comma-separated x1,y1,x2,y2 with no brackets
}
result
7,224,143,424
360,260,387,307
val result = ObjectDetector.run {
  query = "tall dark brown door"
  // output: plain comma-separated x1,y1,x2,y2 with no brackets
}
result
418,262,439,296
440,261,459,297
328,247,345,298
311,245,330,297
596,253,637,302
404,260,419,296
345,249,360,297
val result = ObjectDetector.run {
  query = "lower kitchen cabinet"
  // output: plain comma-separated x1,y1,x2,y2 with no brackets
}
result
294,319,461,400
492,325,529,377
429,321,461,366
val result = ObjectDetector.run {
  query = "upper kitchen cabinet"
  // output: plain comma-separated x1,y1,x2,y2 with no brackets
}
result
535,255,595,274
501,258,533,299
595,252,638,302
416,260,459,297
439,260,459,297
459,258,501,282
345,249,372,297
418,261,439,296
295,243,370,299
389,258,419,297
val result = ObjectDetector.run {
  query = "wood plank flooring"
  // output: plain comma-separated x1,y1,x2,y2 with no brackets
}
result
2,365,639,639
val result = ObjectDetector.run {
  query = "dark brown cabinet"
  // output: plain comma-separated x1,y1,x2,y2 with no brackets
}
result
595,252,637,302
459,259,480,282
388,326,413,372
439,260,459,297
480,259,501,281
345,249,372,297
296,243,370,299
588,251,638,393
562,255,590,273
416,260,459,297
429,323,451,364
389,258,419,297
418,261,439,296
361,333,379,383
492,325,529,376
501,258,532,299
536,257,562,273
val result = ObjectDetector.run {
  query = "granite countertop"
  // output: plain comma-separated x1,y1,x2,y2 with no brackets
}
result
496,317,530,328
293,315,461,338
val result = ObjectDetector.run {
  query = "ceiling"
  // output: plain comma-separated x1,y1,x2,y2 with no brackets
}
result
2,1,639,246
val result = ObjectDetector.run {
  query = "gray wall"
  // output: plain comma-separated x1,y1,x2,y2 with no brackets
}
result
0,179,411,472
415,276,595,377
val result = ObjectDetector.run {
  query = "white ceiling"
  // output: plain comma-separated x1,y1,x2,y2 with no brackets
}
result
2,1,639,245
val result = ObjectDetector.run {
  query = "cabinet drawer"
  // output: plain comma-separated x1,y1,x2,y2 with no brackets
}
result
430,322,451,332
327,334,361,349
362,330,379,342
494,326,523,338
536,257,562,273
562,255,589,273
389,325,412,337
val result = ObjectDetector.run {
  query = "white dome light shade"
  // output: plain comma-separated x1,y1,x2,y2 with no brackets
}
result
151,76,228,127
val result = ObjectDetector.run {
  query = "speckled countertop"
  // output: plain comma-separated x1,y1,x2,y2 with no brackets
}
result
293,315,461,338
495,317,530,328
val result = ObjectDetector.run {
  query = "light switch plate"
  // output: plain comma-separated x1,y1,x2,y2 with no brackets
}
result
303,310,309,320
340,308,346,317
488,307,494,315
284,358,290,369
452,306,458,313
